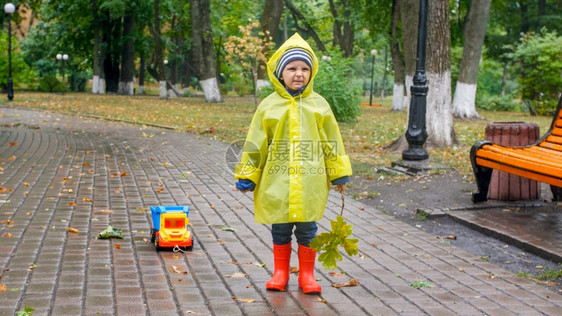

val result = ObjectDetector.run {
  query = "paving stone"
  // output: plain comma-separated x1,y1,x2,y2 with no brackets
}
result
2,107,562,315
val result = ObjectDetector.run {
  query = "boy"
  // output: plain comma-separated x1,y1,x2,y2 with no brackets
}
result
235,33,352,294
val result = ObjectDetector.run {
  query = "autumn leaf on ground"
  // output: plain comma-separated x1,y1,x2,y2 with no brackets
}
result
436,235,457,240
232,296,254,303
67,228,79,234
0,284,7,292
8,142,17,146
289,266,299,274
316,298,327,303
331,279,359,288
3,233,13,238
309,215,359,270
0,187,13,192
1,220,14,224
114,244,121,249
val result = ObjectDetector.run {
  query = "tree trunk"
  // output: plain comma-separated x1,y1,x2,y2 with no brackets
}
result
258,0,283,87
391,0,456,153
118,12,135,95
138,54,146,95
452,0,491,119
425,0,455,147
191,0,222,102
381,47,388,101
400,0,419,112
91,0,104,94
328,0,354,57
102,15,121,94
390,0,405,111
148,0,167,99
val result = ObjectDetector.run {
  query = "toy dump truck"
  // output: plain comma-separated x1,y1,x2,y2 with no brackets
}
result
150,206,193,250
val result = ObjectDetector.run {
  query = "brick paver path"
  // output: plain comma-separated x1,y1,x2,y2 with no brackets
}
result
1,107,562,315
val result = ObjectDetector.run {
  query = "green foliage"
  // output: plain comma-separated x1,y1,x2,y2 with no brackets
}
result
409,280,432,289
309,215,359,270
96,225,124,239
16,306,34,316
69,71,89,92
476,94,521,112
536,268,562,281
37,74,68,93
315,51,362,122
0,32,37,91
509,29,562,115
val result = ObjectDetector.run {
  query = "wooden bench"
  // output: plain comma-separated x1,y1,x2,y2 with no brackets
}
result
471,95,562,203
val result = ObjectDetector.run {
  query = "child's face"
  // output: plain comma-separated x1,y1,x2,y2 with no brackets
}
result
281,60,311,92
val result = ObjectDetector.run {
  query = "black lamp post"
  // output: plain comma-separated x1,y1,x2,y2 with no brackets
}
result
402,0,429,161
368,49,377,106
4,2,15,101
56,53,69,80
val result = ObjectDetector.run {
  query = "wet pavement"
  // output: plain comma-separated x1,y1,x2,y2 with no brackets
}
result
1,106,562,315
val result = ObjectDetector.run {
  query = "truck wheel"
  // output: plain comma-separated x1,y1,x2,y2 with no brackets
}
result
150,229,156,243
155,235,160,251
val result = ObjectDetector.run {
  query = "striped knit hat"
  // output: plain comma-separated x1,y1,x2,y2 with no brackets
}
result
275,48,313,81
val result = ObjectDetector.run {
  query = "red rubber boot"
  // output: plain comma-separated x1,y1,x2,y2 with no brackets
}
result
266,243,292,291
298,244,322,294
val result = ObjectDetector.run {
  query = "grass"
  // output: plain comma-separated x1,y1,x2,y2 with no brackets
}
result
3,91,554,177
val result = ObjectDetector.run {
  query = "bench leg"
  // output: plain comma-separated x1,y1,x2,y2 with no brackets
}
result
551,185,562,202
472,165,492,203
470,140,493,203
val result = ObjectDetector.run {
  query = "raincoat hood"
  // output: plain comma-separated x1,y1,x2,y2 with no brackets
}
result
267,33,319,98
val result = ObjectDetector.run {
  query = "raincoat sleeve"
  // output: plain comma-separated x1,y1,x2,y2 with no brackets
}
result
234,107,269,185
319,107,353,182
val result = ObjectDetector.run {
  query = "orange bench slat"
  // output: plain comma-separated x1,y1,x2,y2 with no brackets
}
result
478,144,562,170
475,157,562,187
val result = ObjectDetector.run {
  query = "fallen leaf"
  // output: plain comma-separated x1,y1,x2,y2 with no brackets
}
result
171,266,181,274
359,206,365,210
0,284,7,292
228,272,247,278
1,220,14,224
82,197,93,202
436,235,457,240
114,244,121,249
376,226,384,230
316,298,327,303
3,233,13,238
68,202,77,206
331,279,359,288
8,142,17,146
221,226,236,232
67,228,79,234
217,239,224,245
289,266,299,274
232,297,254,303
23,182,30,187
99,209,113,214
155,187,165,193
143,238,148,244
0,187,13,192
329,272,346,278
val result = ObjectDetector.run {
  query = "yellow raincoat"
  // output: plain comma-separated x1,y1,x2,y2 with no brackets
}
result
235,33,352,224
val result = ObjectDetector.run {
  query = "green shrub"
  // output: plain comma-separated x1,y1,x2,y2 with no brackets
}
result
315,50,362,122
69,71,89,92
509,29,562,115
476,94,522,112
38,74,68,93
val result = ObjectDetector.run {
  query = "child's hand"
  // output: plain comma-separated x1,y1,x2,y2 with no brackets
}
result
336,183,345,193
